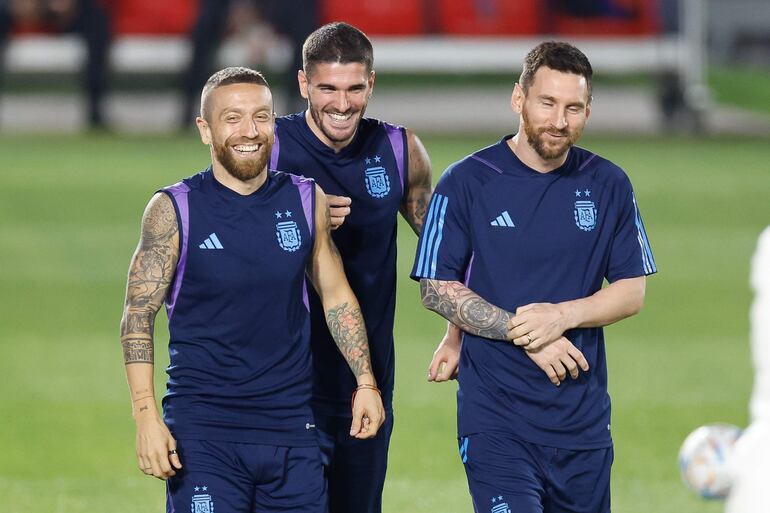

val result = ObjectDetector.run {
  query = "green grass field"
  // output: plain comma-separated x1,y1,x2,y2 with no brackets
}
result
0,132,768,512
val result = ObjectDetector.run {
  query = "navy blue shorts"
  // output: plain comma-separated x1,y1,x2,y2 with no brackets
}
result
315,412,394,513
166,439,327,513
459,432,613,513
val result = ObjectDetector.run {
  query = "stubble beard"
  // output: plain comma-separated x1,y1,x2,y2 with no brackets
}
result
308,99,367,145
522,109,581,161
213,137,271,182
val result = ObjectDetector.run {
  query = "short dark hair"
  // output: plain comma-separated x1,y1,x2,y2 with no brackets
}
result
302,22,373,76
200,67,270,120
519,42,593,100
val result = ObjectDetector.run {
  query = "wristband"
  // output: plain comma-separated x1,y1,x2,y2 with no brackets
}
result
350,383,381,410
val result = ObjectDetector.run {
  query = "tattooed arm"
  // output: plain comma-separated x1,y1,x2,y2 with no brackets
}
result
397,130,465,382
400,129,432,235
419,279,513,340
307,185,384,438
120,192,182,479
419,278,589,385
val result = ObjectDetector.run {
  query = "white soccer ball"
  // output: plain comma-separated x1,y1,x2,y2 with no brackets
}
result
678,423,742,499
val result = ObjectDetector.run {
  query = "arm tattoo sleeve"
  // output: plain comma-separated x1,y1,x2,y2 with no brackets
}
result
401,132,432,235
120,194,179,365
325,302,373,379
420,279,512,341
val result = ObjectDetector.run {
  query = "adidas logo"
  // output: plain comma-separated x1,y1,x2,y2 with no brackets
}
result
199,233,224,249
490,211,515,228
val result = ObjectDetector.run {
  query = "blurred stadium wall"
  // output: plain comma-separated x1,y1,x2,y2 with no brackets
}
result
1,0,769,134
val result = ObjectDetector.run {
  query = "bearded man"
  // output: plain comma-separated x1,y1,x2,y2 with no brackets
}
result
119,66,384,513
411,42,657,513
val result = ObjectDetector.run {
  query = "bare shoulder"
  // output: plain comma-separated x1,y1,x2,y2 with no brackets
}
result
140,193,177,243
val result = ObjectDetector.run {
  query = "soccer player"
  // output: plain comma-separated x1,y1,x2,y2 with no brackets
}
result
119,66,384,513
726,226,770,513
269,22,460,513
412,42,657,513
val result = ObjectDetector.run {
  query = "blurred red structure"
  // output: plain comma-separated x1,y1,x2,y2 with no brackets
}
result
112,0,198,34
321,0,425,35
11,0,661,37
435,0,540,35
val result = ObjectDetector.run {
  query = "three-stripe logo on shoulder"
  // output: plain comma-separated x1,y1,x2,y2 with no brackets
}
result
199,233,224,250
490,211,515,228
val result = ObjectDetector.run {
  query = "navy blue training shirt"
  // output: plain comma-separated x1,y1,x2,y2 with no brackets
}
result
271,113,408,415
411,137,656,450
161,168,318,446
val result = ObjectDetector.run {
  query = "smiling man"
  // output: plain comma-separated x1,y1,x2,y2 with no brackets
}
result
119,67,384,513
411,42,657,513
268,22,461,513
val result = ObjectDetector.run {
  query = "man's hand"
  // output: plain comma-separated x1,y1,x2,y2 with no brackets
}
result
428,324,461,382
508,302,572,351
524,336,589,386
327,194,352,230
134,408,182,480
350,387,385,439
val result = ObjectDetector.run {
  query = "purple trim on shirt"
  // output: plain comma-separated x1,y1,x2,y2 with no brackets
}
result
464,252,475,286
302,279,309,312
470,155,504,174
290,174,314,237
384,123,406,193
578,153,596,171
270,131,280,170
163,181,191,322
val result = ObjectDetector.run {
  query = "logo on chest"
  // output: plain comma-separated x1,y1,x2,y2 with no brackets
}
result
573,189,598,232
363,155,390,199
275,210,301,252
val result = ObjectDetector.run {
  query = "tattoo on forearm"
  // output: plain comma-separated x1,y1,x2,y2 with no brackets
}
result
420,279,511,340
120,194,179,364
122,336,154,364
403,187,430,235
326,302,373,378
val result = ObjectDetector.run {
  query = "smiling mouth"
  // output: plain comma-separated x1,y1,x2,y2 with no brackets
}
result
232,143,262,155
327,112,353,124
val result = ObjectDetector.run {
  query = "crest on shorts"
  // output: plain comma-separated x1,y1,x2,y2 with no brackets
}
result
364,156,390,198
574,200,598,231
490,496,511,513
191,487,214,513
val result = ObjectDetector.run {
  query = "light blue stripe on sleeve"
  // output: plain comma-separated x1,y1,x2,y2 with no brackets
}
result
633,195,656,274
429,196,449,278
416,194,443,277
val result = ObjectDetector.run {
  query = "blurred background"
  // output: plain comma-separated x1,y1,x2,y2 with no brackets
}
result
0,1,769,512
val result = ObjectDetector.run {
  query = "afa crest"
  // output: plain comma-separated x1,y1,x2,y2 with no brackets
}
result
365,166,390,198
574,200,598,231
276,220,301,252
191,493,214,513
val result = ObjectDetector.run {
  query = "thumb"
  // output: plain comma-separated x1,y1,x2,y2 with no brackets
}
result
168,442,182,469
350,411,362,436
428,355,442,381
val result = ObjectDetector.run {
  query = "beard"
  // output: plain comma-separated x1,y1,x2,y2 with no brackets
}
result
308,99,367,144
212,136,271,182
521,109,582,161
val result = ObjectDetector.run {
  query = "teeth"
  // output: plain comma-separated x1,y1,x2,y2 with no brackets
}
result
328,113,351,121
233,144,259,152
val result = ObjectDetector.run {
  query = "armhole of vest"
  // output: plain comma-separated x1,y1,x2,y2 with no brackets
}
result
270,125,280,171
400,127,408,199
159,185,190,321
310,182,317,241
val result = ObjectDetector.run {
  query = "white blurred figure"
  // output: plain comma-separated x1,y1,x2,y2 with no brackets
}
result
726,226,770,513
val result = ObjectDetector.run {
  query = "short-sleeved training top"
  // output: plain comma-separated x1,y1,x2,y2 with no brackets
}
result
411,137,656,449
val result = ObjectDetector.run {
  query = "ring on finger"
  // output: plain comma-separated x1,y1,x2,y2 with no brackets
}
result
525,333,533,345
